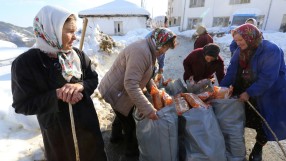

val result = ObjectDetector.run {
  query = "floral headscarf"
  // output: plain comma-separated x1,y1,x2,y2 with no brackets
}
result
233,23,262,49
33,5,82,82
151,28,176,49
232,24,262,69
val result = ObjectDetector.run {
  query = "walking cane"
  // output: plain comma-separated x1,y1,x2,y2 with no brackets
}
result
70,17,88,161
69,103,80,161
79,18,88,51
246,101,286,159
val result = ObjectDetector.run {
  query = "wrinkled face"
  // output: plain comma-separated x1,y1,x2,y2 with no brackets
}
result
204,55,216,63
164,22,169,28
62,19,77,50
233,33,248,50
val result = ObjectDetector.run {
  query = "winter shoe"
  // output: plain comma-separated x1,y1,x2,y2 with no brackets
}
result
119,155,139,161
249,143,263,161
109,133,124,144
110,117,124,144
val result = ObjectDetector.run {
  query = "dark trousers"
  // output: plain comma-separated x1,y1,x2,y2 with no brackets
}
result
245,99,268,145
114,108,139,156
111,115,123,137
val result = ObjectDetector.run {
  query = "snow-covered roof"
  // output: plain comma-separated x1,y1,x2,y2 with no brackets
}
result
78,0,150,18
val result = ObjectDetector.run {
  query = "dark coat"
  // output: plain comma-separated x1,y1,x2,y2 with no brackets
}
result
11,48,107,161
183,48,225,83
194,33,213,49
220,40,286,141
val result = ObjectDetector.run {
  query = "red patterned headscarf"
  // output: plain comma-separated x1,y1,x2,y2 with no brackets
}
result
151,28,176,49
233,24,262,49
232,24,262,69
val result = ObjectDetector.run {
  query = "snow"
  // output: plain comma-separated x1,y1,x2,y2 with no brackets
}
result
0,26,286,160
0,40,17,48
78,0,150,17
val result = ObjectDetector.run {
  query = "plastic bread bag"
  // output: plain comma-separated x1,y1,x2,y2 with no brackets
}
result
181,93,209,108
165,78,187,96
186,78,213,94
197,91,214,101
213,86,233,99
150,85,163,110
174,96,189,115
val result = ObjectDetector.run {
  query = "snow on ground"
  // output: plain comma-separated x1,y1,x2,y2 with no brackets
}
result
0,26,286,161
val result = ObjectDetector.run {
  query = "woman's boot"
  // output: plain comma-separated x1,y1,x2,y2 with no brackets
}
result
249,142,263,161
110,116,124,143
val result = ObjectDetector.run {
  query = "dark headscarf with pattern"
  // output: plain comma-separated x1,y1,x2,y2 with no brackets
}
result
232,24,262,69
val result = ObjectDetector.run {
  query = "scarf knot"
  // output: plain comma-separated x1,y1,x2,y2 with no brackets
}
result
57,50,82,82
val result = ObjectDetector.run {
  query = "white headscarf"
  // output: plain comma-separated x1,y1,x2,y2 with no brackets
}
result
33,5,82,82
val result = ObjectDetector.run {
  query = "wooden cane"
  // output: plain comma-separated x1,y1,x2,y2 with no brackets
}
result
69,103,80,161
246,101,286,159
79,17,88,51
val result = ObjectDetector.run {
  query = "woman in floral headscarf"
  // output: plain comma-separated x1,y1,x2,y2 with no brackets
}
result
11,5,107,161
98,28,177,160
220,24,286,161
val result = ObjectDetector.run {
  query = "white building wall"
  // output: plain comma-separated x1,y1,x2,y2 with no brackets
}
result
183,0,270,29
168,0,184,26
173,0,285,31
265,0,286,31
86,17,147,35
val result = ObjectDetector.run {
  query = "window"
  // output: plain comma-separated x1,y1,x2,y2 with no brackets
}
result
187,18,202,29
229,0,250,5
280,14,286,32
189,0,205,8
212,17,230,27
114,21,123,35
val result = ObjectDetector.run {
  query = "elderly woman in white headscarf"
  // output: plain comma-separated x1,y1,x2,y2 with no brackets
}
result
11,5,107,161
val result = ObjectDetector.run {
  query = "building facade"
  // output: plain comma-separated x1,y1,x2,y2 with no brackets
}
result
167,0,286,32
79,0,150,35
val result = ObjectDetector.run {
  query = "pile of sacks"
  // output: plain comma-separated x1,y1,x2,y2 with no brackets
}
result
135,73,246,161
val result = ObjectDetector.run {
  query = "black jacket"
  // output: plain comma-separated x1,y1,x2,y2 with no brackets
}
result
11,48,107,161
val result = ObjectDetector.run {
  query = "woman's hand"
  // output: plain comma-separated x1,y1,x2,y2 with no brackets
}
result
70,92,83,104
158,68,164,74
56,83,84,103
188,76,195,85
239,92,249,102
